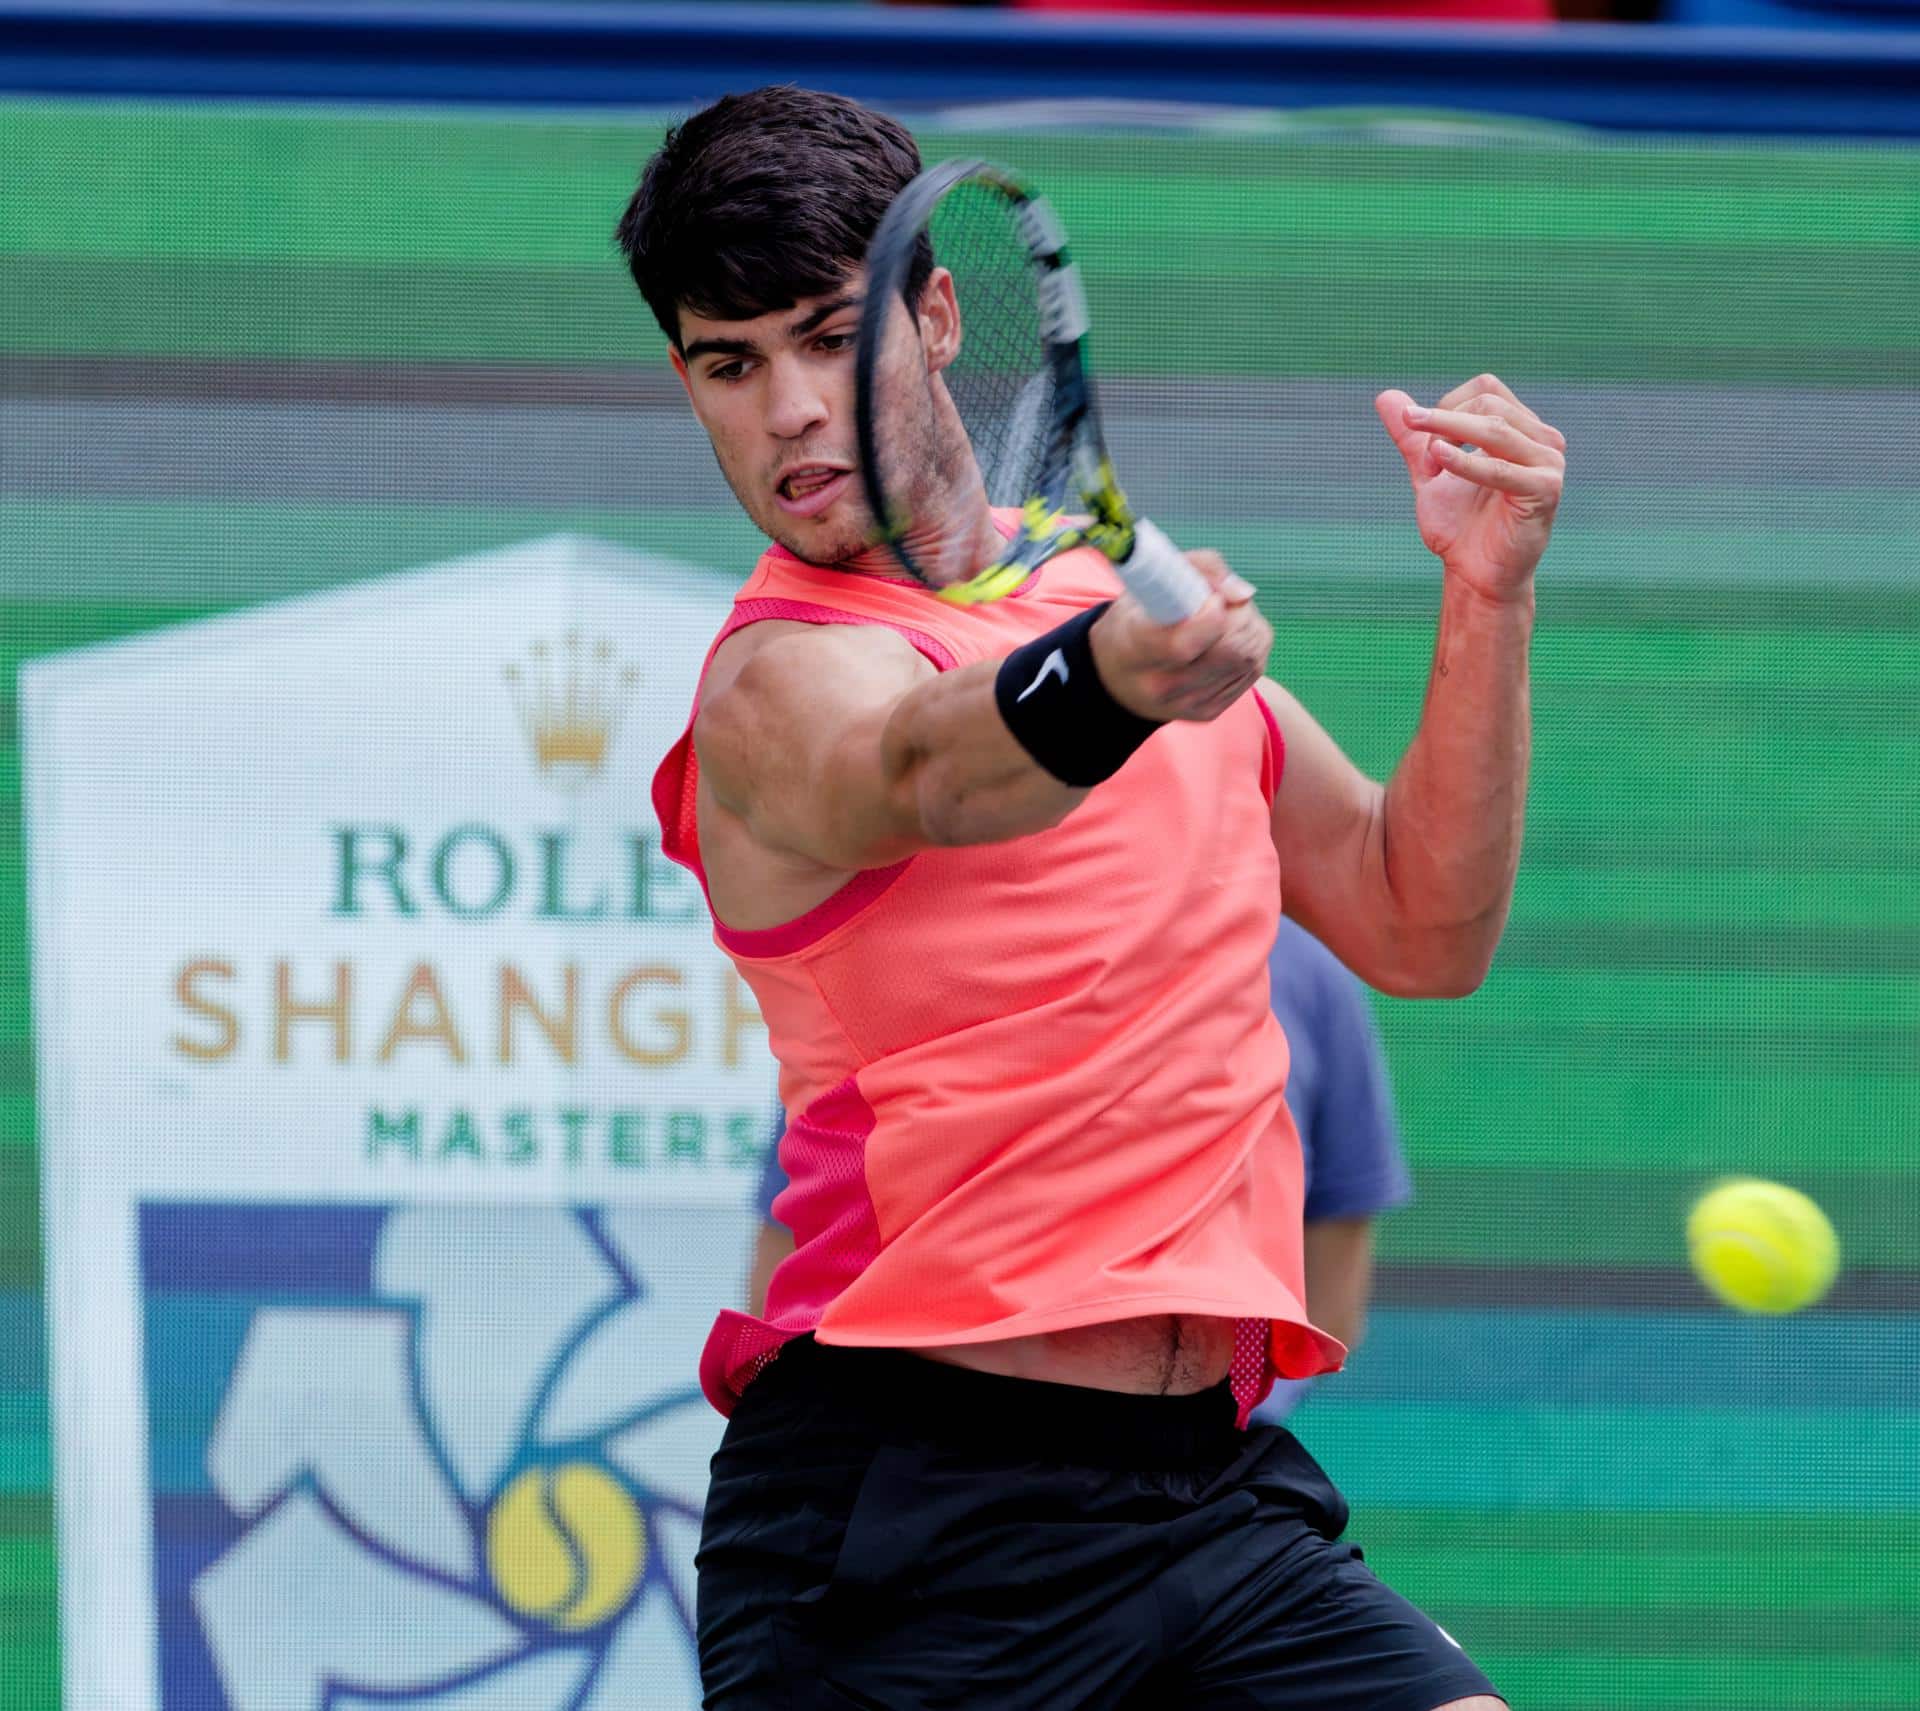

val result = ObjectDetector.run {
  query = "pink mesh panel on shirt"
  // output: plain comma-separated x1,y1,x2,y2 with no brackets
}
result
698,1075,882,1414
765,1077,884,1321
1230,1316,1276,1428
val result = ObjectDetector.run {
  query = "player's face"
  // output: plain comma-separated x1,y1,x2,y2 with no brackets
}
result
673,285,874,566
671,270,968,573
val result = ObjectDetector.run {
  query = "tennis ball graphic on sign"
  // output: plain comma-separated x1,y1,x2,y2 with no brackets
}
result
1686,1178,1840,1315
487,1462,647,1630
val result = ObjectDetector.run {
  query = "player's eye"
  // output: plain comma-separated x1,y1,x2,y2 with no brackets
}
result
815,333,854,354
706,360,750,383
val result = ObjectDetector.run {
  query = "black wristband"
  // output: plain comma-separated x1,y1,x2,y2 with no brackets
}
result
993,601,1163,788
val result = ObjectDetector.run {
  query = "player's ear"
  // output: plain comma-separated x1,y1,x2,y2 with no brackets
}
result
917,268,961,374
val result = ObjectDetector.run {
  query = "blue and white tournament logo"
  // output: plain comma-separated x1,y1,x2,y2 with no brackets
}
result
25,540,764,1709
145,1201,729,1709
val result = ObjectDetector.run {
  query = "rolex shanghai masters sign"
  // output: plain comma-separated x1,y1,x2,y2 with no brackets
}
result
23,537,770,1711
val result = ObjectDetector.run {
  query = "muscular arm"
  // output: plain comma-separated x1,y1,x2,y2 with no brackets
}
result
1260,574,1531,998
1263,375,1558,999
695,622,1087,869
695,555,1270,872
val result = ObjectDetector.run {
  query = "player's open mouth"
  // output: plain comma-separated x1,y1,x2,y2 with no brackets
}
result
774,466,852,519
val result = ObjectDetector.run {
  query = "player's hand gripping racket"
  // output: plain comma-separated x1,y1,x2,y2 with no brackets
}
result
855,159,1208,623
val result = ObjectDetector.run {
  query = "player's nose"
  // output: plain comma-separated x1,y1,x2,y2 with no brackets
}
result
763,354,830,440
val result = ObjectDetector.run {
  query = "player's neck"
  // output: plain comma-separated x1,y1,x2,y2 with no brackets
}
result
876,502,1008,590
780,503,1006,590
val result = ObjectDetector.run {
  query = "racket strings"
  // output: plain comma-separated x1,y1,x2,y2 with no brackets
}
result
931,187,1059,511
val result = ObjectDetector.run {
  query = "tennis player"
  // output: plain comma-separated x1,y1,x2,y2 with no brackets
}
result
619,86,1562,1711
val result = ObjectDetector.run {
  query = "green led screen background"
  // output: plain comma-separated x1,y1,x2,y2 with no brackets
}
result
3,100,1918,1707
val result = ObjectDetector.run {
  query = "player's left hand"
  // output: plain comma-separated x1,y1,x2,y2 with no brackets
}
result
1375,375,1565,605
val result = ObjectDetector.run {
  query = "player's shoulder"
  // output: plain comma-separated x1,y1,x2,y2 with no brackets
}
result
708,613,922,693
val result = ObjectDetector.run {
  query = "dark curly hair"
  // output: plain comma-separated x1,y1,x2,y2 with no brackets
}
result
615,85,932,350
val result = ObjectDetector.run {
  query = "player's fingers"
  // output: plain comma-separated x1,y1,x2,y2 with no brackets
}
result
1156,601,1267,708
1197,609,1271,697
1185,548,1257,605
1146,595,1231,669
1435,371,1524,413
1430,442,1566,502
1175,661,1263,721
1437,376,1567,457
1375,390,1437,479
1410,406,1563,469
1454,392,1567,454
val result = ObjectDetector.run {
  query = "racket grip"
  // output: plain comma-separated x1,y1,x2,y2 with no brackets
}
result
1117,517,1209,624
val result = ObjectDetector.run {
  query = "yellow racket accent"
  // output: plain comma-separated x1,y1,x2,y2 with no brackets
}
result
936,561,1035,606
934,500,1071,606
928,465,1146,607
1023,497,1068,535
1079,457,1138,562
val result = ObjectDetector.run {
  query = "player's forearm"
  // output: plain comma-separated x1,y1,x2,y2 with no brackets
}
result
1378,574,1533,993
881,660,1090,848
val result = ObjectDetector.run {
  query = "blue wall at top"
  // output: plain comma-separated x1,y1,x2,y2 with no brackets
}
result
1,0,1918,136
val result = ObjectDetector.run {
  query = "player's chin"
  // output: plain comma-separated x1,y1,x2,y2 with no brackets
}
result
773,519,871,569
760,498,876,569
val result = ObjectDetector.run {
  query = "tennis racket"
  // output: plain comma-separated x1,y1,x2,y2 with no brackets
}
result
854,159,1207,623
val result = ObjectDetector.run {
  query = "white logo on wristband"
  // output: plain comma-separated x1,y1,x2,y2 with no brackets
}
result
1016,648,1069,702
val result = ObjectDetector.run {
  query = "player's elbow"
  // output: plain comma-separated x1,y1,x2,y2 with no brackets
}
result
1420,936,1500,998
1420,957,1492,999
1372,923,1501,998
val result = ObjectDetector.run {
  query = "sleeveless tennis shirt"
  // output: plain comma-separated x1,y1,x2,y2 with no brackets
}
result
653,531,1347,1425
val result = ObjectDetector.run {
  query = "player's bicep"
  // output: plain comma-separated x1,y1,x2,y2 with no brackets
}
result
695,624,936,869
1258,679,1396,982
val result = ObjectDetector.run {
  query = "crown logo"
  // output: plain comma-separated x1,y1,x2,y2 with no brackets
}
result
503,632,638,790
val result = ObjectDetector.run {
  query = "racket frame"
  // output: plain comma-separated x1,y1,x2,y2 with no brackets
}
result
855,158,1151,608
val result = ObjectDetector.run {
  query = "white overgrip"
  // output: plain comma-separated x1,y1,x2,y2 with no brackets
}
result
1117,517,1208,624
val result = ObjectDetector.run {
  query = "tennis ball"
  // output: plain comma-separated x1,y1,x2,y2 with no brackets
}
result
1686,1177,1839,1314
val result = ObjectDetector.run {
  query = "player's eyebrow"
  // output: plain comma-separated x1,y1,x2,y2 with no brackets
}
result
788,294,860,337
682,296,861,366
682,333,762,363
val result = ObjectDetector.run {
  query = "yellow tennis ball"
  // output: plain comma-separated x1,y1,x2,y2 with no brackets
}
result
1687,1178,1839,1314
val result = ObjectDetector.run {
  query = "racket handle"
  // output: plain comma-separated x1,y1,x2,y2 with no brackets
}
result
1116,517,1209,624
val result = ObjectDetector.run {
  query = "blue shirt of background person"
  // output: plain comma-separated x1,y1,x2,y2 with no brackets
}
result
747,917,1412,1424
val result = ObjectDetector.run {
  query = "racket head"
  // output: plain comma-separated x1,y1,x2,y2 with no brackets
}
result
856,159,1137,601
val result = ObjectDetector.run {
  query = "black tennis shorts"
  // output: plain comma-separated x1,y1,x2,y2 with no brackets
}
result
697,1336,1501,1711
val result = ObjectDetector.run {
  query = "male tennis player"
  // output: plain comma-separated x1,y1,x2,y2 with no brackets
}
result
619,86,1562,1710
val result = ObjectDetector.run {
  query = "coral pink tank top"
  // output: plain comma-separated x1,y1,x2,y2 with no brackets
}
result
653,532,1346,1424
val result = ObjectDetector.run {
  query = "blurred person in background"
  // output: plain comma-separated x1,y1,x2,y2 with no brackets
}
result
749,914,1415,1430
624,83,1557,1711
